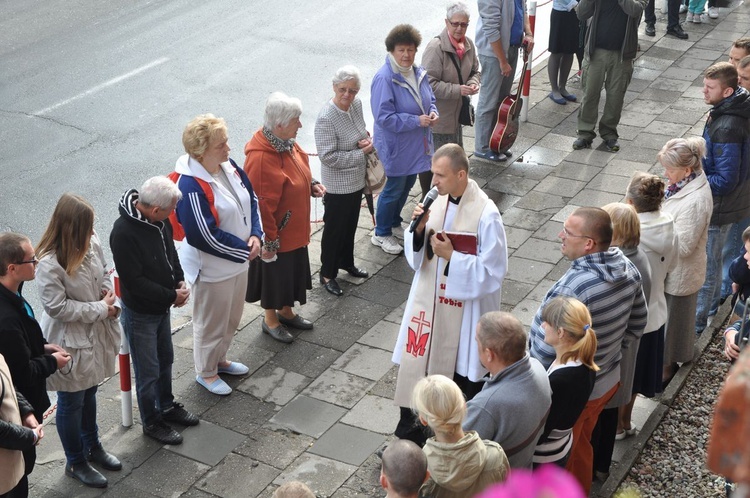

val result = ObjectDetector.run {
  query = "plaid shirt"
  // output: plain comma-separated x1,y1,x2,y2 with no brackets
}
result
314,99,368,194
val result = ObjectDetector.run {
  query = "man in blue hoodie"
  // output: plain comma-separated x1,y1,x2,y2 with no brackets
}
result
694,62,750,335
528,207,647,493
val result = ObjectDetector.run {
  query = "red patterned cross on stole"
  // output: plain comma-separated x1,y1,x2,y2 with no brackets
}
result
407,311,431,357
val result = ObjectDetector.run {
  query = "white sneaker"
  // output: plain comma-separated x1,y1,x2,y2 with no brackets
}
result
686,11,694,21
707,6,718,18
679,3,687,13
693,13,707,22
371,235,403,255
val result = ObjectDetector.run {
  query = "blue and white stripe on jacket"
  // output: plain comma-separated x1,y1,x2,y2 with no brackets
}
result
528,248,648,400
174,154,263,284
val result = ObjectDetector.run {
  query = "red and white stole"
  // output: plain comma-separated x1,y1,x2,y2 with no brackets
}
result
393,180,488,407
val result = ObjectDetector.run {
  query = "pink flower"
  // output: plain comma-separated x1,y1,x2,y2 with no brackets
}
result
474,465,585,498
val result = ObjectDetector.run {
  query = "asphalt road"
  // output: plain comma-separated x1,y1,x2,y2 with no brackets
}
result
1,0,554,310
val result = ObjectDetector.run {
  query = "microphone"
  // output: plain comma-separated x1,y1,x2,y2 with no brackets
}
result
409,186,439,233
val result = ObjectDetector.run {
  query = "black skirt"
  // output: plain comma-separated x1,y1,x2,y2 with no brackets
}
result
631,325,665,398
246,246,312,310
549,9,580,54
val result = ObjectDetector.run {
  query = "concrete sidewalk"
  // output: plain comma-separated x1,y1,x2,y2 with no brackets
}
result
29,2,750,496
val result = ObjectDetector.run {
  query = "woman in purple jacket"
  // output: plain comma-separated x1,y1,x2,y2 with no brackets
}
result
370,24,439,256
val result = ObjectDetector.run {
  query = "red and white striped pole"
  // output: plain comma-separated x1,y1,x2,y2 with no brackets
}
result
112,270,133,427
522,0,538,123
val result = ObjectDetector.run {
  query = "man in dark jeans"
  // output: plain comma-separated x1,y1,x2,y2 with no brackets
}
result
111,177,198,445
644,0,687,39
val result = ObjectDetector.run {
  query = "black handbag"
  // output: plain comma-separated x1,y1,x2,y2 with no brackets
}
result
448,52,475,127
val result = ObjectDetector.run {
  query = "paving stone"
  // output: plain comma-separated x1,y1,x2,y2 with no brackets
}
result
526,108,569,128
637,87,683,103
603,159,653,178
332,343,395,381
632,132,678,151
273,454,357,497
487,173,538,196
548,258,575,281
537,132,579,152
658,107,708,126
375,256,415,284
200,392,276,436
643,120,692,138
309,423,385,466
685,47,725,60
234,427,313,469
303,368,373,408
522,145,570,167
351,276,410,308
644,46,685,60
517,121,552,140
273,339,342,377
661,66,704,82
570,189,624,207
223,342,275,380
515,237,564,265
551,205,578,223
534,219,564,242
504,223,535,250
501,161,555,180
587,172,632,195
513,298,542,328
649,77,692,92
692,36,731,51
514,190,567,212
195,452,279,498
624,99,672,116
469,158,509,180
551,162,602,182
171,368,224,418
235,316,301,354
383,302,406,324
635,55,675,71
500,206,551,229
623,77,650,93
269,395,346,438
565,147,617,167
358,319,400,352
337,453,387,498
681,85,705,100
533,176,586,197
654,36,693,51
506,256,556,285
492,192,522,213
355,239,402,267
340,394,400,434
323,295,391,330
618,109,657,128
369,363,398,400
631,66,663,82
670,97,710,112
674,55,717,70
122,450,210,497
501,278,536,307
238,364,311,405
527,278,561,303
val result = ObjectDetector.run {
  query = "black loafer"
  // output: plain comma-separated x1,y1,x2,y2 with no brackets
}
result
86,445,122,471
645,22,656,36
143,421,183,445
65,462,108,488
262,320,294,343
277,313,314,330
162,402,200,426
341,266,369,278
320,276,343,296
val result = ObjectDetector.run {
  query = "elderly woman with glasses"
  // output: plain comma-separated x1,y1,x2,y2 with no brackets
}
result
370,24,439,256
421,1,481,190
244,92,326,344
314,66,371,297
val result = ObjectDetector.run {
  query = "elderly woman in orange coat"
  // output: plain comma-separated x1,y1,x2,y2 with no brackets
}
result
244,92,326,344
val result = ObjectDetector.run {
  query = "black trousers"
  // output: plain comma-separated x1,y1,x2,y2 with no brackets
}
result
394,372,484,447
592,406,618,473
320,189,362,279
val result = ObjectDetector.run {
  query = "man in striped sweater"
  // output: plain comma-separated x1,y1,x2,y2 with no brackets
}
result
528,207,647,493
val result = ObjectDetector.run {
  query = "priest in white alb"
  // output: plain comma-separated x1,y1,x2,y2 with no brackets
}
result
392,143,508,446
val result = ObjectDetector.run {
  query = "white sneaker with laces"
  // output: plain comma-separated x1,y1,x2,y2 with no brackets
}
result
679,3,687,13
686,11,694,21
371,235,403,255
708,6,718,17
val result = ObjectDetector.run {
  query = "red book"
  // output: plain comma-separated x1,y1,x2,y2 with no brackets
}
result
436,231,478,255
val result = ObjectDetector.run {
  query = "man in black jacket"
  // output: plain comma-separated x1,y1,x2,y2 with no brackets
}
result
0,232,70,495
111,177,197,446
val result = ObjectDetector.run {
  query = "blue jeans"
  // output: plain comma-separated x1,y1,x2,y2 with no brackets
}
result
120,306,174,426
719,217,750,303
696,223,732,333
375,174,417,237
475,50,519,154
56,386,99,465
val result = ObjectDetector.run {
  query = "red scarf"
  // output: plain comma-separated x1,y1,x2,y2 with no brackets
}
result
448,32,465,59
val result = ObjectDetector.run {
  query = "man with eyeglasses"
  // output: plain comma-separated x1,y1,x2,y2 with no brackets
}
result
527,207,647,493
0,231,71,497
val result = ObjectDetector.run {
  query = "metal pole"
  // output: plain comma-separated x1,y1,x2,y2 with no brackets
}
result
113,271,133,427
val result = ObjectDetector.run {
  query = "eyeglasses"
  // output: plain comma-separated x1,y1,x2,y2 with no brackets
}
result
335,87,359,95
15,256,39,265
448,21,470,28
561,226,593,240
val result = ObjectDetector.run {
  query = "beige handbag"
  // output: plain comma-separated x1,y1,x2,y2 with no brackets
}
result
364,149,386,195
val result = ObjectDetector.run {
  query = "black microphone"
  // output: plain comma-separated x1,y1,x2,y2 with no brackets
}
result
409,186,439,233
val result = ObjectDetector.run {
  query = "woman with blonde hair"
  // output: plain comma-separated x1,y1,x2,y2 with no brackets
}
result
533,296,598,468
595,202,651,478
659,137,713,385
412,374,509,497
36,193,122,488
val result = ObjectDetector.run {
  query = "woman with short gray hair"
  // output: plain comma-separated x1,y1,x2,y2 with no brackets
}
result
244,92,326,343
314,65,371,297
139,176,182,210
